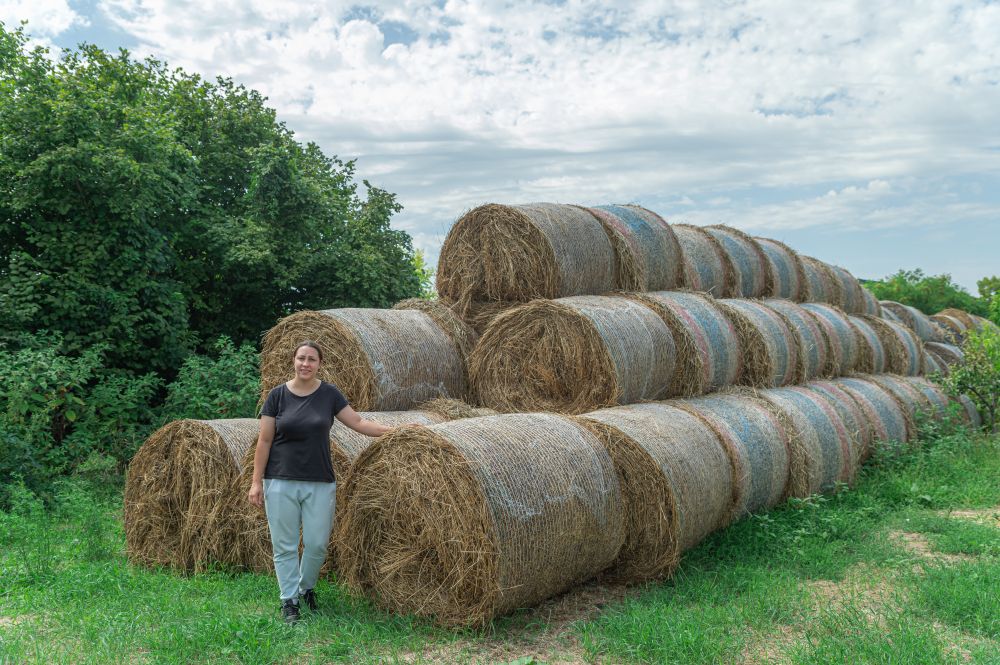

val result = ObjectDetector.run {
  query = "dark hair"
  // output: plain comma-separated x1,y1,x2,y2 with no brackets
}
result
293,340,324,362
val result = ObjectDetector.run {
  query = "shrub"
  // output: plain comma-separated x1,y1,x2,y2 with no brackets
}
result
939,328,1000,433
158,336,260,422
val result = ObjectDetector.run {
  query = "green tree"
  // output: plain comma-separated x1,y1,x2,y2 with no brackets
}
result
866,269,987,317
939,328,1000,434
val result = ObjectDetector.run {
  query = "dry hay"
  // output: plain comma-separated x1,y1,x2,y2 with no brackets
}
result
869,317,924,376
470,296,676,414
220,410,447,574
578,403,732,582
755,236,807,301
802,379,873,463
938,308,977,329
865,374,939,432
462,300,521,335
827,265,866,314
124,419,259,572
880,307,903,324
923,350,945,376
801,303,861,376
260,308,467,411
831,377,911,444
335,413,625,627
800,256,844,307
930,314,968,344
758,386,855,495
585,204,683,291
417,398,498,420
764,298,829,382
435,203,615,308
891,376,958,424
625,290,741,396
704,225,769,298
878,301,940,342
924,341,964,371
675,393,790,523
717,299,798,388
673,224,737,296
849,315,891,374
859,287,882,316
393,298,478,359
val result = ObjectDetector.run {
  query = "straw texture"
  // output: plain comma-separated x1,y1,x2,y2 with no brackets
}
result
755,237,807,301
871,317,924,376
924,341,964,370
765,298,829,382
802,379,873,462
336,413,625,626
801,256,844,306
801,303,860,376
832,377,911,443
828,265,866,314
674,224,736,296
436,203,615,307
865,374,937,430
718,299,798,388
849,316,889,374
586,205,683,291
930,314,968,344
705,225,769,298
417,398,499,421
859,287,882,316
879,301,940,342
470,295,676,414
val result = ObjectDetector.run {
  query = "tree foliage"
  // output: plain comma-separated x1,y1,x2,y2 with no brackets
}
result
939,328,1000,434
0,24,422,376
865,269,987,317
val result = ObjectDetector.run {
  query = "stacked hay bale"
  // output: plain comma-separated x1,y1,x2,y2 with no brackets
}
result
801,256,844,306
716,299,799,387
584,204,684,292
848,316,889,374
673,224,737,296
754,237,807,301
860,315,924,376
800,303,860,376
703,225,769,298
879,301,943,342
925,341,964,372
827,264,867,314
930,313,968,344
801,379,874,462
832,377,912,443
764,299,829,382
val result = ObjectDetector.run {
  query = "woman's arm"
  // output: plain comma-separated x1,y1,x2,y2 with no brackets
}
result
336,405,392,437
248,415,275,507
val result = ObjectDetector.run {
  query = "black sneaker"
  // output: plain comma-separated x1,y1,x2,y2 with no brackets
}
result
281,599,300,624
300,588,317,612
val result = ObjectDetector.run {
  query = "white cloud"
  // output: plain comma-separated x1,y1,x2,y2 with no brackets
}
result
2,0,85,43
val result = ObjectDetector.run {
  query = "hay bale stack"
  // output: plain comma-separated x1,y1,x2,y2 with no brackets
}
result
923,351,945,376
828,265,866,314
832,377,911,443
930,314,968,344
801,303,860,376
586,204,683,291
849,316,889,374
625,290,741,396
459,300,521,335
878,301,941,342
880,307,904,324
764,299,829,382
469,296,676,414
260,307,469,411
755,237,807,301
925,341,964,371
859,287,882,316
124,419,260,572
393,298,479,359
436,203,615,308
801,256,844,306
704,225,769,298
802,379,874,462
937,308,977,328
972,315,1000,334
758,387,855,495
717,299,798,388
865,374,939,432
675,393,790,523
868,316,924,376
336,413,625,627
417,398,498,421
892,376,957,423
673,224,737,296
578,403,732,581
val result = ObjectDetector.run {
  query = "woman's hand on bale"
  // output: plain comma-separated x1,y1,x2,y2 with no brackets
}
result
248,481,264,507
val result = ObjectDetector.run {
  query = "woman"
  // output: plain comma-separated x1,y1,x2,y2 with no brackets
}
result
248,340,390,624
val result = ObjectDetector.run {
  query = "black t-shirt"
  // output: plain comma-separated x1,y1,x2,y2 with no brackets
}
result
260,382,349,482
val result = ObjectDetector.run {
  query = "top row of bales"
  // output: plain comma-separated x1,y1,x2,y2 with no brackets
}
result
435,202,880,319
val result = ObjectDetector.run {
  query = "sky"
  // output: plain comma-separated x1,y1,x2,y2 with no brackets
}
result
5,0,1000,292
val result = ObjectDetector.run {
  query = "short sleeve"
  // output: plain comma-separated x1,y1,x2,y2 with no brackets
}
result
261,386,282,417
328,384,349,416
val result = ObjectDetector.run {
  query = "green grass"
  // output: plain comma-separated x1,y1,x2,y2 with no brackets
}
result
2,424,999,664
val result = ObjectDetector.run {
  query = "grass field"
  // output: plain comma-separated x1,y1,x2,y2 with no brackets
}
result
2,419,998,664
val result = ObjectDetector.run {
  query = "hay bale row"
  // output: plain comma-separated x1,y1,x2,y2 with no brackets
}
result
469,295,676,414
879,301,942,342
765,299,829,382
925,341,964,372
704,225,769,298
336,413,625,627
585,204,683,292
717,299,798,387
828,264,866,314
831,377,911,443
260,302,475,411
930,314,968,343
803,379,874,462
673,224,736,296
755,237,807,301
801,303,860,376
801,256,843,306
848,316,889,374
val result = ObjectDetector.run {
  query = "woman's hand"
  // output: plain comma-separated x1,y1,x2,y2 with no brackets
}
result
248,480,264,507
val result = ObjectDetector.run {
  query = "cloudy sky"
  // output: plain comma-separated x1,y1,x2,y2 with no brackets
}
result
6,1,1000,291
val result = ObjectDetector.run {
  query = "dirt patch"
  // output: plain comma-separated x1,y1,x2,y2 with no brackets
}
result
942,506,1000,528
890,531,972,565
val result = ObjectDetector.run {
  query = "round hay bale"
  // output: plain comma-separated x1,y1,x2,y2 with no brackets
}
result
336,413,625,627
878,301,940,342
675,393,790,522
880,307,904,324
800,303,861,376
849,315,889,374
930,314,968,344
578,403,732,581
704,225,769,298
971,315,1000,334
417,398,498,421
758,387,855,494
859,287,882,316
956,394,983,429
802,379,873,463
865,374,938,432
755,237,807,301
831,377,911,443
873,317,924,376
461,300,521,335
892,376,955,423
436,203,615,307
625,290,741,396
259,308,468,411
673,224,737,296
923,350,945,376
801,256,844,306
938,308,977,329
764,299,829,382
828,265,866,314
718,299,798,388
586,204,683,291
124,419,260,572
393,298,478,359
469,296,676,414
925,341,964,370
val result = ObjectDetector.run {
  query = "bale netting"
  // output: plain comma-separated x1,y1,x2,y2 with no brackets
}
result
259,307,468,411
625,290,740,396
802,379,873,463
417,398,498,421
892,376,960,424
436,203,615,308
972,315,1000,334
801,303,861,376
717,299,798,388
124,419,259,572
335,413,625,627
938,308,977,329
585,204,683,291
880,307,904,324
675,393,790,523
755,237,807,301
864,374,938,432
758,386,855,495
878,301,940,342
849,315,889,374
923,350,945,376
764,298,829,382
469,296,676,414
827,265,866,314
930,314,968,344
925,341,964,370
859,286,882,316
800,256,844,306
831,377,911,444
704,225,769,298
577,403,732,582
862,316,924,376
673,224,737,296
393,298,479,359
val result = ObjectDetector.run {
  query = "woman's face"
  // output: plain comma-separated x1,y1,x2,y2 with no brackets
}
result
293,345,321,381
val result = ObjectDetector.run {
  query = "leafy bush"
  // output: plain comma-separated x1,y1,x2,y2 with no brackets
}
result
864,269,987,316
159,336,260,422
939,327,1000,433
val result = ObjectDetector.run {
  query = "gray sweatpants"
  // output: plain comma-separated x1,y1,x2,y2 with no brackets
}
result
263,478,337,601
